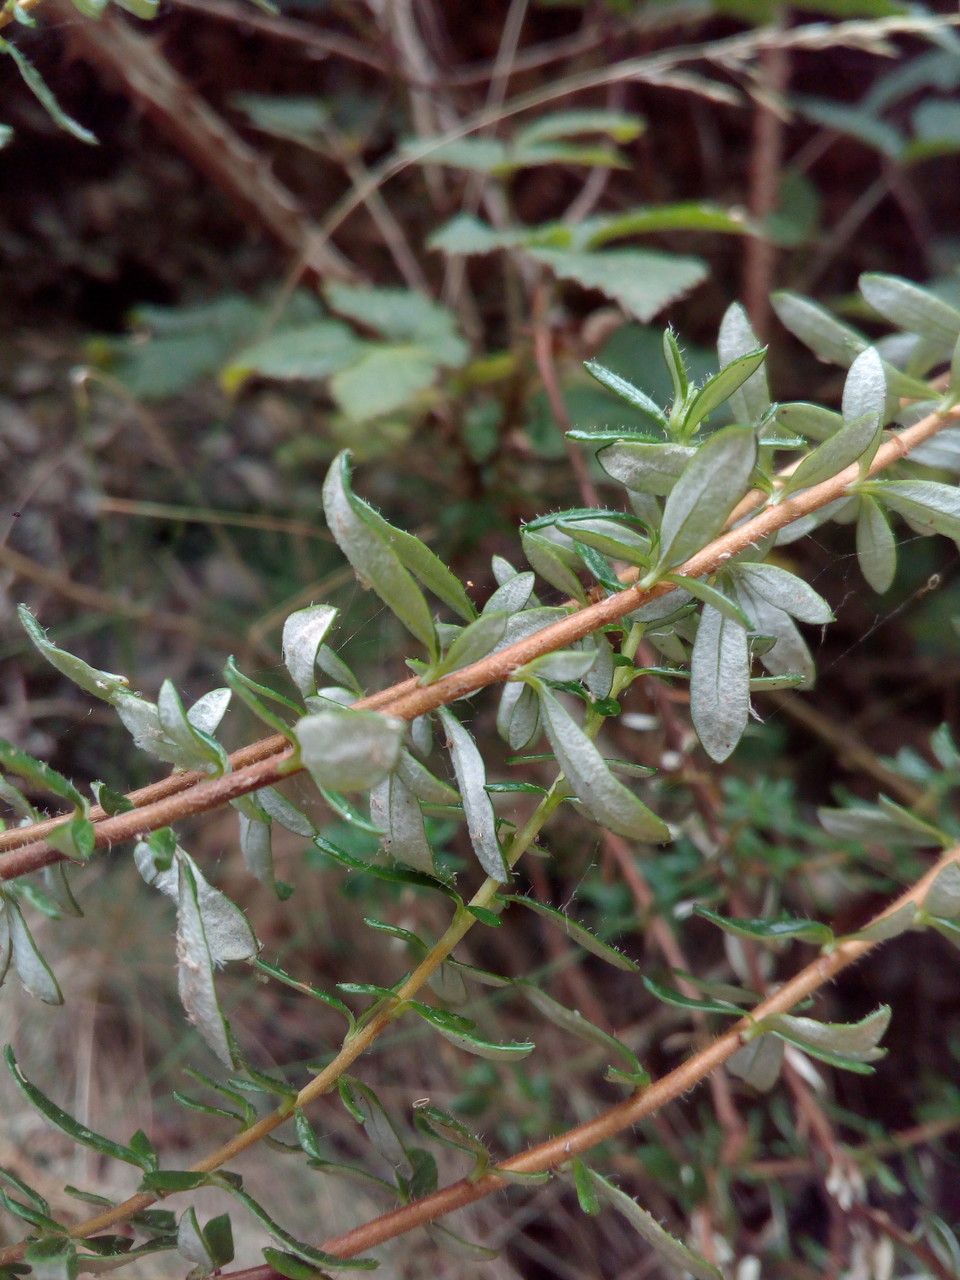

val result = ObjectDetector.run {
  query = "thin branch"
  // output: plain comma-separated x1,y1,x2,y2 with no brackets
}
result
220,838,960,1274
2,403,956,877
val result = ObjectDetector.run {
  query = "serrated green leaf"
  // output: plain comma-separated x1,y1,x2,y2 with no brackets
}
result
225,321,363,388
437,707,508,881
531,682,669,842
528,249,708,324
656,426,757,570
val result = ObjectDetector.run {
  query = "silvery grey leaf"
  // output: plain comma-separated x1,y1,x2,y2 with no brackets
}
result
255,786,316,837
521,529,586,601
533,683,670,842
735,579,815,686
186,688,232,737
296,708,404,792
583,632,615,700
598,440,694,497
690,604,749,763
657,426,757,570
396,749,459,805
238,811,274,886
717,302,770,424
588,1170,722,1280
5,895,62,1004
860,273,960,345
924,862,960,919
437,707,508,881
782,413,881,497
282,604,339,698
497,681,541,751
369,772,433,873
732,563,834,624
483,572,535,616
856,496,897,593
870,480,960,542
727,1033,784,1092
176,859,235,1066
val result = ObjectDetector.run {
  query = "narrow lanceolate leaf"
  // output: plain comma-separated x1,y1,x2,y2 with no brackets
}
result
18,606,130,701
368,772,433,873
866,480,960,542
656,426,757,571
157,680,228,773
717,303,770,425
667,575,752,628
483,570,535,617
583,361,669,427
187,688,231,737
734,578,815,687
782,413,880,497
295,708,404,793
680,348,767,435
690,604,749,763
730,563,834,624
771,291,867,366
860,273,960,346
282,605,339,698
504,895,639,970
3,895,62,1004
176,860,239,1066
323,452,438,657
587,1169,722,1280
437,707,508,881
531,682,670,842
923,861,960,919
5,1046,153,1168
408,1002,534,1060
516,982,642,1073
497,681,541,751
396,748,460,806
0,38,97,144
856,495,897,593
521,529,587,601
429,610,509,680
841,346,888,432
598,440,694,497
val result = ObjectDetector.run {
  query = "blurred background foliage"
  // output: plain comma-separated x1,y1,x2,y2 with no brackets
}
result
3,1,960,1276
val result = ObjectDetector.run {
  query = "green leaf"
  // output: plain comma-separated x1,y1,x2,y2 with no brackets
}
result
643,976,744,1017
437,707,508,881
860,273,960,345
583,361,668,427
225,321,363,388
323,452,438,656
597,440,694,497
295,708,404,793
818,803,941,847
668,575,752,628
733,577,815,687
587,1169,723,1280
694,905,834,946
516,981,642,1073
0,39,96,144
282,605,339,698
330,345,439,421
579,201,751,249
428,611,508,680
175,860,240,1066
730,564,833,624
530,682,670,842
923,861,960,919
782,411,882,499
5,1046,151,1167
325,283,466,368
408,1003,534,1060
337,1076,409,1168
2,896,62,1004
22,1238,77,1280
865,480,960,542
716,304,771,424
157,680,228,774
521,528,587,601
772,291,868,365
774,402,844,442
17,606,130,702
655,426,758,571
368,771,433,874
503,895,638,971
516,109,645,146
690,604,750,763
528,249,708,324
681,348,767,434
254,958,354,1026
497,681,541,751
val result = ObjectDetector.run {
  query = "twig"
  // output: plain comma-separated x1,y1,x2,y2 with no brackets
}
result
2,402,955,875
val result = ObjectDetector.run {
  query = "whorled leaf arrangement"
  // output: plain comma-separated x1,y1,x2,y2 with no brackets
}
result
1,274,960,1276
